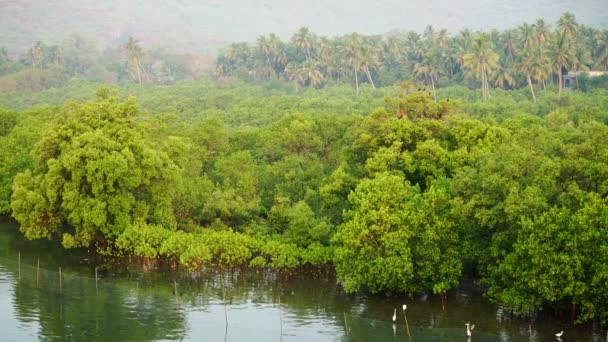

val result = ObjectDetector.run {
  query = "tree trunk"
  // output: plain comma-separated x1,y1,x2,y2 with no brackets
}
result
430,75,437,101
354,67,359,95
558,66,563,97
527,72,537,103
364,65,376,89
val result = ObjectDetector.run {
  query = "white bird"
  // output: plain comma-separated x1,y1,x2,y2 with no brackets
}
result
402,304,407,311
465,322,475,337
555,330,563,338
392,308,397,322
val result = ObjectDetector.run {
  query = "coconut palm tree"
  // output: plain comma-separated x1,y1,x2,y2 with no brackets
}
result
124,37,147,85
493,58,516,89
514,49,539,102
415,48,444,100
519,23,536,51
550,32,574,96
299,60,324,89
285,62,305,91
533,19,552,46
257,34,277,77
557,12,578,40
341,34,363,94
292,27,315,61
596,30,608,70
359,37,381,89
463,33,499,99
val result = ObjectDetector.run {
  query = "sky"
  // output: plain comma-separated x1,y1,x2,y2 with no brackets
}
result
1,0,606,54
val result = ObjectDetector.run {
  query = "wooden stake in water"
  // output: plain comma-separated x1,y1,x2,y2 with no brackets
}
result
343,311,350,336
59,267,62,289
279,295,283,342
18,252,21,279
37,258,40,287
403,305,412,342
95,267,98,289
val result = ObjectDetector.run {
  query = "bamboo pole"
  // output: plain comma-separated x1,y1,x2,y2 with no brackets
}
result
279,295,283,342
18,252,21,279
95,267,98,289
36,258,40,287
59,267,62,289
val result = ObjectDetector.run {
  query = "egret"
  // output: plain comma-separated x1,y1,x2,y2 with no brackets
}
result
403,304,407,311
555,330,563,338
465,322,475,337
392,308,397,322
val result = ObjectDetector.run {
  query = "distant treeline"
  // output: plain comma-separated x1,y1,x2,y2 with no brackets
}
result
215,12,608,100
0,34,212,92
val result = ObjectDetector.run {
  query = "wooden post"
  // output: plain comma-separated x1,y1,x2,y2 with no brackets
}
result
36,258,40,287
279,296,283,342
59,267,62,289
174,280,177,296
95,267,98,289
18,252,21,279
403,308,412,342
343,311,349,336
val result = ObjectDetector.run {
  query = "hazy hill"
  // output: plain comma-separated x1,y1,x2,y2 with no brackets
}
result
1,0,606,54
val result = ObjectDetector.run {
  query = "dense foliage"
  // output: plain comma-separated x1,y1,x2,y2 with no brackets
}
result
2,13,608,327
215,13,608,100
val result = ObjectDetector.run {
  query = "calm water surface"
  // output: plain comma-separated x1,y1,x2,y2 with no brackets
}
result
0,221,603,341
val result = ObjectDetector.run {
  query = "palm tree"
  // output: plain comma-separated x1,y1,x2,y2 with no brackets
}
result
533,19,552,46
285,62,305,91
514,49,539,103
596,30,608,70
415,48,444,100
519,23,536,51
359,37,381,89
292,27,315,61
557,12,578,40
341,34,363,94
463,34,499,99
124,37,147,85
257,34,277,77
532,48,552,90
28,41,45,68
550,32,574,96
493,58,516,89
299,60,324,89
502,30,518,62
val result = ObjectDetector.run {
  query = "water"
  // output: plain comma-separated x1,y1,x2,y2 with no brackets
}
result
0,220,603,341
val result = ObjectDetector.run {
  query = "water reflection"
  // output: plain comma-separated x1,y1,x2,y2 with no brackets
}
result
0,221,599,341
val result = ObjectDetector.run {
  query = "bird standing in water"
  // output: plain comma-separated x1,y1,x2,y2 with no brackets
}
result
555,330,563,339
392,308,396,322
465,322,475,337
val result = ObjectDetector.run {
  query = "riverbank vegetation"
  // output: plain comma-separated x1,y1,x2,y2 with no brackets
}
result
2,13,608,326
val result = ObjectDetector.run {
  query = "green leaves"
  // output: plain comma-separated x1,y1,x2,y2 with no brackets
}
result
11,94,179,248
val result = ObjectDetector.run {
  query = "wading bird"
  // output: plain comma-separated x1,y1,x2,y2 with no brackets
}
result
555,330,563,338
392,308,397,322
465,322,475,337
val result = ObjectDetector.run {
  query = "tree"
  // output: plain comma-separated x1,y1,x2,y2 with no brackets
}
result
292,27,315,61
514,49,539,103
124,37,147,85
493,58,516,89
550,32,574,97
333,172,418,294
463,34,499,100
11,90,179,249
533,18,552,46
557,12,578,40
